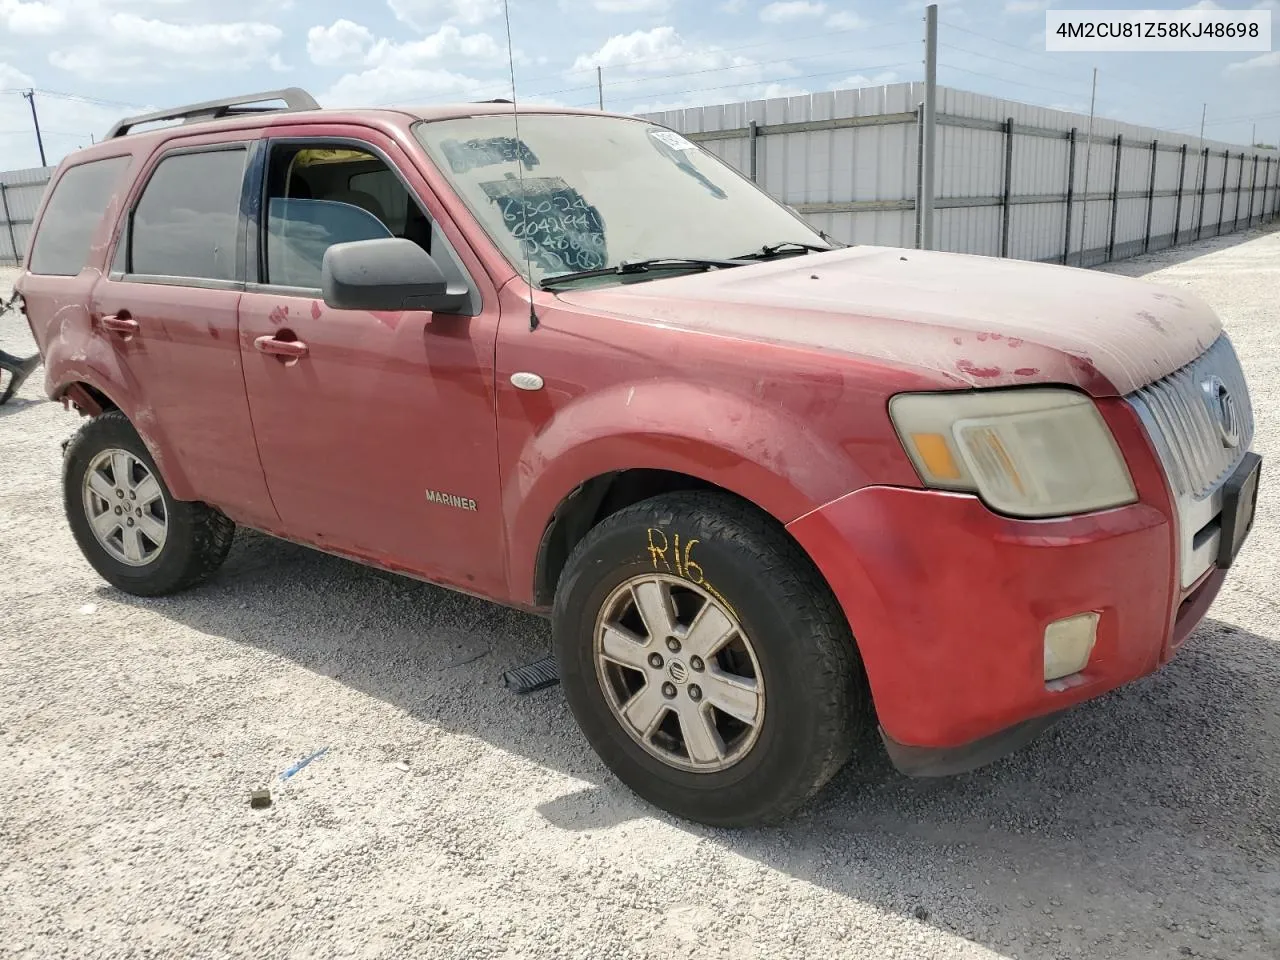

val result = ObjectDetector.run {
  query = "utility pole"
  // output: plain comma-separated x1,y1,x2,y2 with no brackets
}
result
1077,67,1097,266
597,67,604,111
920,3,938,250
22,89,47,168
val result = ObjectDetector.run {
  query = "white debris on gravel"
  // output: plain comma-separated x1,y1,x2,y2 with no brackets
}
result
2,225,1278,960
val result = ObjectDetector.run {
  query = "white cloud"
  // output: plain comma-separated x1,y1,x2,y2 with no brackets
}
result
1183,0,1221,9
367,24,504,67
320,65,485,108
387,0,501,30
1224,50,1279,72
719,0,748,10
593,0,670,10
833,70,900,87
826,10,867,28
760,0,826,22
307,19,375,67
0,0,66,34
1005,0,1048,11
49,15,283,78
572,26,754,74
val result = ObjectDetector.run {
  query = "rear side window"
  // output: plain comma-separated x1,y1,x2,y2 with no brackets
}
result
130,148,247,282
28,156,130,276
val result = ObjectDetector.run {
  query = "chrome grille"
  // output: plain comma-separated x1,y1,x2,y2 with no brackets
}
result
1129,334,1254,501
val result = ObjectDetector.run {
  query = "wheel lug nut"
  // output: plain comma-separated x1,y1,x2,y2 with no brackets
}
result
115,489,124,498
647,653,664,669
690,656,704,672
661,682,677,699
126,518,134,527
688,684,703,702
113,506,122,515
665,637,681,653
130,491,136,500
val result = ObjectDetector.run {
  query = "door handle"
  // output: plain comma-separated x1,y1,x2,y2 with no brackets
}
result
254,334,309,360
101,312,138,337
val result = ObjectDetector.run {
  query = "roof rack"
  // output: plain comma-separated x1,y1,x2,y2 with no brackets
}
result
106,88,321,140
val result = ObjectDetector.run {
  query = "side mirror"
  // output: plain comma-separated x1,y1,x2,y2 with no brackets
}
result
321,238,469,313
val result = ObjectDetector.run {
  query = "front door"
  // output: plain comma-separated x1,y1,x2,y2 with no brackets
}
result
236,128,506,599
89,140,277,528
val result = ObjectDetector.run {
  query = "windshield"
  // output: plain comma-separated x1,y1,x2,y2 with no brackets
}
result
412,113,827,286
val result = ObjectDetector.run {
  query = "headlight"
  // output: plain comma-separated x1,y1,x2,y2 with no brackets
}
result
889,389,1137,518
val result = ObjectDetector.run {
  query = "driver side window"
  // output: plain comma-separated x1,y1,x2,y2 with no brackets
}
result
261,141,475,312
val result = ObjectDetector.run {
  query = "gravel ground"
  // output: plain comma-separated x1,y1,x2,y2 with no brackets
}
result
2,225,1278,960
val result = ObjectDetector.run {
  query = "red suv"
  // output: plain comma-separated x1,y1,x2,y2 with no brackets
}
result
16,88,1260,826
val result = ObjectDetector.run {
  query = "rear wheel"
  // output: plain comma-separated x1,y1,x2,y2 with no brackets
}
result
553,491,864,827
64,411,234,596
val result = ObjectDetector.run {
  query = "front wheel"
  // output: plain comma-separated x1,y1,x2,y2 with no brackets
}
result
552,491,865,827
63,410,235,596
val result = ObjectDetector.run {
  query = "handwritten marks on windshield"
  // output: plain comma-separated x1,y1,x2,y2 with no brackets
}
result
440,137,540,173
481,176,608,274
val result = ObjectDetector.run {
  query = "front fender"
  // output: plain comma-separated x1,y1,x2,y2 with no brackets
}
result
504,379,867,606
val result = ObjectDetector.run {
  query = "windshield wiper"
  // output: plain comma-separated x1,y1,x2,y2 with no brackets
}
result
733,240,837,260
540,257,748,289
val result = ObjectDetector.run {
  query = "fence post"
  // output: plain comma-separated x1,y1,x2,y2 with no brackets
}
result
1107,133,1123,262
1217,148,1229,235
1195,146,1209,240
1063,127,1077,265
1232,151,1245,230
1001,117,1014,258
914,102,924,249
0,182,18,267
1143,139,1157,253
1172,143,1187,246
1248,154,1259,227
748,120,759,183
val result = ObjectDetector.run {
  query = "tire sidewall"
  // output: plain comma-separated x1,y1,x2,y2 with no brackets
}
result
553,496,845,823
63,414,194,593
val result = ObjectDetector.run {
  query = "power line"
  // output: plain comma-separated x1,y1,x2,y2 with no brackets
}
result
939,21,1149,92
939,42,1092,86
937,61,1098,103
31,88,143,109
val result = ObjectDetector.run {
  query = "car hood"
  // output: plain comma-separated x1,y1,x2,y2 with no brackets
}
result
554,246,1221,395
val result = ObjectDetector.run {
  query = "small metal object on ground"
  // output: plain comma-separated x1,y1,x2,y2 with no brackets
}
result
249,788,272,809
502,655,559,694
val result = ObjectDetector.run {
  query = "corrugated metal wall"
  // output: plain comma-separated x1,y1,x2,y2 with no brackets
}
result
641,83,1280,265
0,166,53,266
3,86,1276,269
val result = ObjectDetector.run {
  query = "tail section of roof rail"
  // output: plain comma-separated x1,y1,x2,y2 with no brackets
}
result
106,88,321,140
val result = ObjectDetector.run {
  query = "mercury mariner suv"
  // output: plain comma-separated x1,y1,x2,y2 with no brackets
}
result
16,88,1259,826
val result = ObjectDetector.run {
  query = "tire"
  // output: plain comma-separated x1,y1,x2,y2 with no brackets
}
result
63,410,235,597
552,490,864,827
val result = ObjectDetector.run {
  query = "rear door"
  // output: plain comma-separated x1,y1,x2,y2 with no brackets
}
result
88,138,277,528
236,125,506,598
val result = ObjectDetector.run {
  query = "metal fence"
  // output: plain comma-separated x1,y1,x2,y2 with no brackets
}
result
3,85,1276,269
0,166,53,267
640,83,1280,266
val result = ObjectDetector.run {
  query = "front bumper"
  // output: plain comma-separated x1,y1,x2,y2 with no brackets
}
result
787,484,1198,756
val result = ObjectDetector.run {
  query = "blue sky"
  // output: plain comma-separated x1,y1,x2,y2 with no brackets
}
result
0,0,1276,169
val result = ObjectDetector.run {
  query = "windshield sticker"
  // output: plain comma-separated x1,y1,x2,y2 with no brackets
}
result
649,130,697,152
480,176,608,273
648,132,727,200
440,137,540,174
